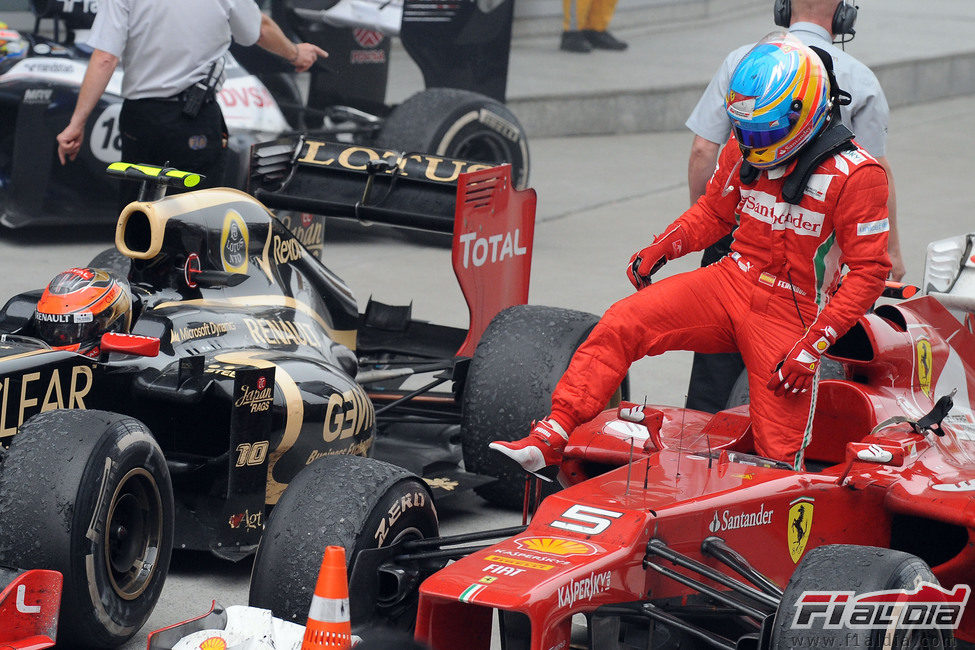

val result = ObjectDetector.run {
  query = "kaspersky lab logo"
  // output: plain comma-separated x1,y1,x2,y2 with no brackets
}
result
791,583,970,631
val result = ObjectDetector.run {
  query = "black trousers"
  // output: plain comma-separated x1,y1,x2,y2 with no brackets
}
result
684,233,746,413
118,97,227,208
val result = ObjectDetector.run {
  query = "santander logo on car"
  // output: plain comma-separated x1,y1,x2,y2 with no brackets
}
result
708,503,773,533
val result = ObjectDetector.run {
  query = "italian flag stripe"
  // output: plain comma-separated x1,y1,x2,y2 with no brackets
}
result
812,233,835,306
459,584,485,603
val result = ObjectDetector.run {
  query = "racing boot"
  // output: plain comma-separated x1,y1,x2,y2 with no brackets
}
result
489,418,568,480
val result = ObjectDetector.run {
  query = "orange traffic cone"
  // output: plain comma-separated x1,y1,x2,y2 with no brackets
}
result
301,545,353,649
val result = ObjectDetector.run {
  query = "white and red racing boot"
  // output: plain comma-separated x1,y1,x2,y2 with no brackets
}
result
489,418,568,478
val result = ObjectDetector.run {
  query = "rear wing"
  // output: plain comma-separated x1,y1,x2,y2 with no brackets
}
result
249,136,537,356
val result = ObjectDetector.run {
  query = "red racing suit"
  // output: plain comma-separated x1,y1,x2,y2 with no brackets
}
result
549,136,891,466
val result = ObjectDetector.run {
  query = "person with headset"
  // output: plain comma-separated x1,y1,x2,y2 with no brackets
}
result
491,33,890,475
683,0,901,415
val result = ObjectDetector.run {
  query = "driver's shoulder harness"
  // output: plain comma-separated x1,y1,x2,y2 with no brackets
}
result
739,119,855,205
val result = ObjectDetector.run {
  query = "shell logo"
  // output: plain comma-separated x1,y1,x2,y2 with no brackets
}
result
514,537,597,556
199,637,227,650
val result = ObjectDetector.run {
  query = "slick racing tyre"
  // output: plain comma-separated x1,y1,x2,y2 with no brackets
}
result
376,88,530,190
0,410,173,648
461,305,627,509
770,545,953,649
725,357,845,409
249,455,438,631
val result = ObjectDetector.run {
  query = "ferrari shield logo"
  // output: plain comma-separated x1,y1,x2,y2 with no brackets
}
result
917,339,933,397
788,497,814,563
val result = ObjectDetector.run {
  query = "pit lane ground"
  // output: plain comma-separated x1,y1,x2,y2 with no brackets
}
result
0,94,969,646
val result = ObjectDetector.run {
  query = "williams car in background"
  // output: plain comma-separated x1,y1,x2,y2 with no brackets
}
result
0,0,529,229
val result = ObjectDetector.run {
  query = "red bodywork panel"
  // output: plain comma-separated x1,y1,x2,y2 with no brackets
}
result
451,165,535,357
417,295,975,648
0,569,62,649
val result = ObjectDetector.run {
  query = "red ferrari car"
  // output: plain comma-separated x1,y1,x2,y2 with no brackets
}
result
251,233,975,650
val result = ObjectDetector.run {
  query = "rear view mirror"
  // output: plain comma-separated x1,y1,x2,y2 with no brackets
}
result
101,332,161,357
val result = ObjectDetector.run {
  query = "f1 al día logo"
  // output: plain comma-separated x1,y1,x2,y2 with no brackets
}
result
791,583,970,631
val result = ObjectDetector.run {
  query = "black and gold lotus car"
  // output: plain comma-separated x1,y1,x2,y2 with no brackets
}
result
0,144,541,647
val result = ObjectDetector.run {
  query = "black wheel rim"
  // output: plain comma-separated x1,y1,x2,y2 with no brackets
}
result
104,468,164,600
448,131,510,168
371,526,426,625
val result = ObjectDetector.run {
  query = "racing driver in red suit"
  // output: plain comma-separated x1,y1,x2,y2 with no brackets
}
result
492,32,891,472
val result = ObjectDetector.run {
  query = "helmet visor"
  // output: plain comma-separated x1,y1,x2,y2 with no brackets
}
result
732,111,799,149
34,312,101,348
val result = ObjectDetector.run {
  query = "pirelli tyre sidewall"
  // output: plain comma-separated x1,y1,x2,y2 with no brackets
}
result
770,545,953,649
461,305,626,509
249,455,438,630
375,87,530,190
0,409,173,648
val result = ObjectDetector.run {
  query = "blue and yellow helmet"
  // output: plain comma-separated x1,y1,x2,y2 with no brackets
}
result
726,32,831,169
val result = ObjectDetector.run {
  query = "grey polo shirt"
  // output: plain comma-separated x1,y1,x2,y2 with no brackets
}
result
87,0,262,100
685,23,889,157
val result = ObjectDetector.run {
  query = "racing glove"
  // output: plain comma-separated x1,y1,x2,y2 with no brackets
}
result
627,225,687,290
767,325,838,397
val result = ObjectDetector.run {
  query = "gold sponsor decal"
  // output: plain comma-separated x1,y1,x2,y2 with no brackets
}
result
272,234,303,266
243,316,324,350
916,339,933,397
221,210,249,274
234,383,273,413
297,141,493,184
305,439,373,464
424,477,460,491
323,386,375,443
0,366,93,438
788,497,814,563
484,554,553,571
206,362,239,378
154,296,357,351
171,321,237,344
514,537,597,557
213,352,302,506
228,509,263,531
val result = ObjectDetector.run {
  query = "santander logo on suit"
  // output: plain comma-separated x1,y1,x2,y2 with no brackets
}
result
738,190,825,236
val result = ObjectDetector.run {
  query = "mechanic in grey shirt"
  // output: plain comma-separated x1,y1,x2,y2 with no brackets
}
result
56,0,326,203
684,0,901,414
